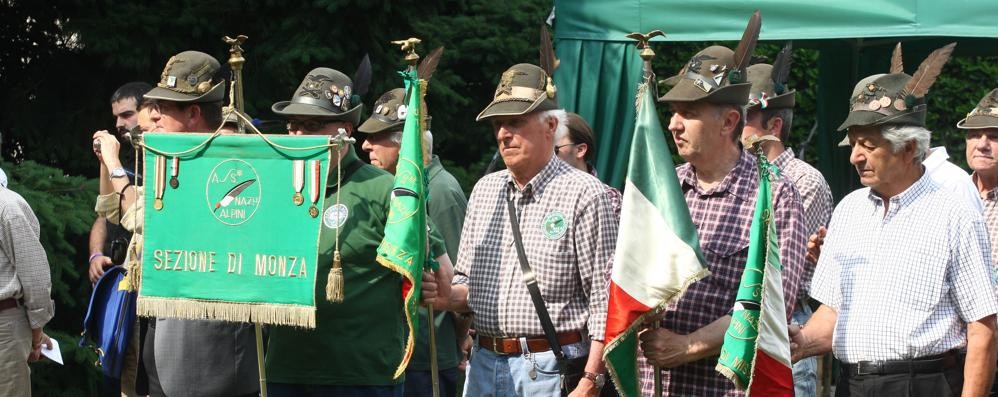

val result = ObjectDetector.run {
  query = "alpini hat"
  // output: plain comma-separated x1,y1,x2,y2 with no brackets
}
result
272,67,363,125
837,42,956,132
358,88,408,134
745,43,795,110
957,88,998,129
145,51,225,103
659,11,761,105
477,63,559,121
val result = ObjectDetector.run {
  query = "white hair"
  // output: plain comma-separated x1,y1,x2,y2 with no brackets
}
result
539,109,568,146
388,129,434,157
881,125,930,163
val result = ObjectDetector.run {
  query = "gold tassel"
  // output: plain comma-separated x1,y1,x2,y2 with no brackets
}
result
326,250,344,302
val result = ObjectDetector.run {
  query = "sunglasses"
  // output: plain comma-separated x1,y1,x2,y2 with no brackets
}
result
287,118,334,133
554,143,580,153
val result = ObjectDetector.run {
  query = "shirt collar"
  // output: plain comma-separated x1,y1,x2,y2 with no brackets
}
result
971,172,998,202
922,146,949,174
506,156,569,199
772,148,795,169
427,155,443,179
866,168,932,209
681,151,757,201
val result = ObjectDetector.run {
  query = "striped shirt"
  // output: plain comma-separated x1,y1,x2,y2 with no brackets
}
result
638,151,807,396
0,187,54,329
810,172,998,363
453,157,617,340
772,149,833,299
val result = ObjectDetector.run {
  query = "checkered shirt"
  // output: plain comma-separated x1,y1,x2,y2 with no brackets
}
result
0,187,54,329
591,168,623,218
810,172,998,363
637,151,807,396
773,149,833,298
453,157,618,340
973,173,998,278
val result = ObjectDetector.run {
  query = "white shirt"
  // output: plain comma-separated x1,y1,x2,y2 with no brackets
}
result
924,146,983,212
811,171,998,363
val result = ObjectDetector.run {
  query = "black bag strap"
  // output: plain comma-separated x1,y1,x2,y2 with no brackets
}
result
506,188,568,371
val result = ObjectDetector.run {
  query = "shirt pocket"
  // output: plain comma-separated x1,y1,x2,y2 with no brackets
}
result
702,234,750,291
900,246,948,312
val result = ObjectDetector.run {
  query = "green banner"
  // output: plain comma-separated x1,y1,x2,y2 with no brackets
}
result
138,133,331,328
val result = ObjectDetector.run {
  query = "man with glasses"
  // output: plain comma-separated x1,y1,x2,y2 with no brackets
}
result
264,67,452,396
92,50,260,397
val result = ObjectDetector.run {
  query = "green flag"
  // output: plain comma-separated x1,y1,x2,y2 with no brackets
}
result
715,151,793,395
375,68,430,379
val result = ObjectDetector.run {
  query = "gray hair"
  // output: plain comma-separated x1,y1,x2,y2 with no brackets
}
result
539,109,568,147
388,129,434,157
881,125,930,162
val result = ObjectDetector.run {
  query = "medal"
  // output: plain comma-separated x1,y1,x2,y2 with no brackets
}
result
169,156,180,189
154,155,166,211
308,160,321,218
292,160,305,206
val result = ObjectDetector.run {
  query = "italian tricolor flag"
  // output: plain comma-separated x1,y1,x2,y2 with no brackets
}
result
602,81,709,397
715,152,793,396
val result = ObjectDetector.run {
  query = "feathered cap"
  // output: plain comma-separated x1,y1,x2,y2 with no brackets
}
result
477,26,560,120
957,88,998,130
837,42,956,131
745,42,795,110
359,47,443,134
272,55,373,126
659,11,760,105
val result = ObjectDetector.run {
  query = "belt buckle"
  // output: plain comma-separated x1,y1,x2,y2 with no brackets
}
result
855,361,878,376
492,337,507,356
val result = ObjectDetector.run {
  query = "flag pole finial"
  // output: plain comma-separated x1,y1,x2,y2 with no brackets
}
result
626,30,665,82
392,37,422,68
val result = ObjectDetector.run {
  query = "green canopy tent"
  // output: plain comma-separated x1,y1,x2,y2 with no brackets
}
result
554,0,998,198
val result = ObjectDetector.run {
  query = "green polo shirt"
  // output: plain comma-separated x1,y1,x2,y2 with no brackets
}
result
267,147,403,386
409,156,468,371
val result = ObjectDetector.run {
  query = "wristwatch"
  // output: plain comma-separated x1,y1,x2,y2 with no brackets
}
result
109,167,127,179
583,371,606,389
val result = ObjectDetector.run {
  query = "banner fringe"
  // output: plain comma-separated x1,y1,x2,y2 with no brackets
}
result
137,297,316,328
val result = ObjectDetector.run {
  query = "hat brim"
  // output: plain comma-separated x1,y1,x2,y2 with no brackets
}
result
144,82,225,103
746,91,796,110
272,101,363,126
476,96,558,121
957,116,998,129
358,116,404,134
836,108,927,131
658,79,752,105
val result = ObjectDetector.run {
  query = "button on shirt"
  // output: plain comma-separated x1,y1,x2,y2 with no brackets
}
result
638,151,807,396
772,149,833,298
810,172,998,363
453,157,617,340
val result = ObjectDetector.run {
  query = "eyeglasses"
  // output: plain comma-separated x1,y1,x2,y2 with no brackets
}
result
287,119,333,133
554,143,579,153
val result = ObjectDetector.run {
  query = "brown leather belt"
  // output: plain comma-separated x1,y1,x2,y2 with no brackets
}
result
479,331,583,355
0,298,18,312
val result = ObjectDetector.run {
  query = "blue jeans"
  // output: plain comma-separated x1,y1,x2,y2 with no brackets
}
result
267,382,403,397
463,339,589,397
792,303,817,397
405,367,460,397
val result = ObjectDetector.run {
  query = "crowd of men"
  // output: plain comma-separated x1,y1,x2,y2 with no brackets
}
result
2,13,998,397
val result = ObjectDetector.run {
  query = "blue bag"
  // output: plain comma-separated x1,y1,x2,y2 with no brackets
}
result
80,265,137,380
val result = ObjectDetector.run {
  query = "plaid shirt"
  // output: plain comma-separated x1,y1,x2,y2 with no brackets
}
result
773,149,833,298
638,151,806,396
0,187,54,329
811,172,998,363
973,172,998,276
453,157,618,340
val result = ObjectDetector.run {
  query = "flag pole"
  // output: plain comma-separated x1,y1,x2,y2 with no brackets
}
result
428,306,440,397
223,34,267,397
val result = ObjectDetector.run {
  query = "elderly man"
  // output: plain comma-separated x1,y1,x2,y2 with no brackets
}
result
741,59,833,396
791,46,998,397
637,32,807,395
92,50,260,397
264,68,452,397
960,88,998,268
0,184,53,397
442,63,618,396
359,87,468,397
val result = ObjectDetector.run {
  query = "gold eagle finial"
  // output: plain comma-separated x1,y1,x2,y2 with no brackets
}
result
392,37,422,64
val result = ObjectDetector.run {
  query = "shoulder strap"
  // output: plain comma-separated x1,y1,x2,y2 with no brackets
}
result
506,189,567,370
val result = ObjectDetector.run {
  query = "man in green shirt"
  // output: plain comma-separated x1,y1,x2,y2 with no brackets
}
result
359,88,469,397
265,67,452,397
